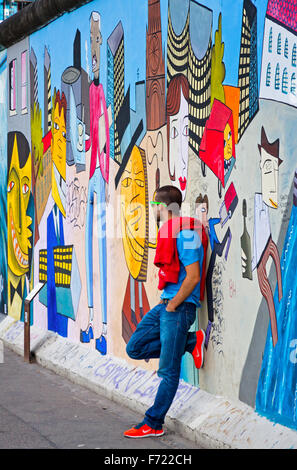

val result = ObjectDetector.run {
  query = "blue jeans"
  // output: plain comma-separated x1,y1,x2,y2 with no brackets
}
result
126,301,197,430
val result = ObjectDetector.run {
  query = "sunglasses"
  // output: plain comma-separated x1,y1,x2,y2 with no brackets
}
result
150,201,167,207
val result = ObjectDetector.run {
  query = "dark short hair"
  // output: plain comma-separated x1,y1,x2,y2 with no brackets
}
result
54,89,67,127
8,131,30,174
155,185,182,214
195,193,209,212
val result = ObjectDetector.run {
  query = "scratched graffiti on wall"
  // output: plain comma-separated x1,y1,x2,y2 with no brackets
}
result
1,0,297,433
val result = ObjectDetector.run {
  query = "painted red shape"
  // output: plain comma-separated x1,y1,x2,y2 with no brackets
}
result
199,99,236,188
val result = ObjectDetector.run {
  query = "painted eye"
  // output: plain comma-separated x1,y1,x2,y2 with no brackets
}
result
135,179,144,188
264,160,272,172
224,140,227,148
62,131,66,139
7,181,14,192
54,122,59,131
228,131,232,140
183,125,189,137
171,126,178,139
122,177,132,188
22,183,29,194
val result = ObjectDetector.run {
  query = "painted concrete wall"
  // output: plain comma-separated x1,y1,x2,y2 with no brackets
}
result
1,0,297,432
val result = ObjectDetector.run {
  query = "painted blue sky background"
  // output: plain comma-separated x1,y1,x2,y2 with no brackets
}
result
30,0,269,136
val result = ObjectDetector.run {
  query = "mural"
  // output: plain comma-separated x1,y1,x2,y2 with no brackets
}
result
252,126,283,347
7,131,33,321
82,11,111,354
1,0,297,433
256,168,297,429
0,50,7,314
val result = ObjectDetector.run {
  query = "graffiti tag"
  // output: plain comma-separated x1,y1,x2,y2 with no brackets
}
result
66,178,88,230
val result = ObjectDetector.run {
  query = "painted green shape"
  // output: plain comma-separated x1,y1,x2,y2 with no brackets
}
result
210,13,225,109
31,101,44,177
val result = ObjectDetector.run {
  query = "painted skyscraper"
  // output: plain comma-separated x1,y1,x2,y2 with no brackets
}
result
166,0,212,154
30,47,38,111
188,1,212,154
238,0,259,141
107,21,124,164
167,0,190,83
44,46,51,134
146,0,166,131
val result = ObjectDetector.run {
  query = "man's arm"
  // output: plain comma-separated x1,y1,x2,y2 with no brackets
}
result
166,261,200,312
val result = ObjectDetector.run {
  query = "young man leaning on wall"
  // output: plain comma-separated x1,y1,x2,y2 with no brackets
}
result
124,185,206,438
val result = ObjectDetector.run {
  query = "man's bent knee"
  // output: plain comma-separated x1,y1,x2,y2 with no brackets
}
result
126,340,140,359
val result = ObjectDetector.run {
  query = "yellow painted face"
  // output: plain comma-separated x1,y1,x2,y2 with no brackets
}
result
120,146,147,279
51,102,67,217
7,134,32,277
224,123,233,161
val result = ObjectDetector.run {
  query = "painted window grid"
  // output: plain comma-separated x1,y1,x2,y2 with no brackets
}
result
266,62,271,86
21,50,28,114
275,62,280,89
284,38,289,58
282,67,288,94
9,58,17,115
291,72,296,95
268,26,273,53
277,32,281,54
292,44,297,67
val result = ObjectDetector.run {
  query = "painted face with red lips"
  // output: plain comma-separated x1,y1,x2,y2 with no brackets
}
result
7,133,32,277
169,89,189,199
167,75,189,201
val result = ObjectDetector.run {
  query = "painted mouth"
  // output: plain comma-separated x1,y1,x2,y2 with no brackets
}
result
269,198,278,208
179,177,187,191
122,206,145,262
53,162,66,212
10,208,29,269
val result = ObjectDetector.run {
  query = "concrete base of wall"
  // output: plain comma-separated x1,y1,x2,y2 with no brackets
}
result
1,315,297,449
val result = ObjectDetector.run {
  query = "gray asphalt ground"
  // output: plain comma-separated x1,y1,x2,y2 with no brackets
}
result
0,345,201,450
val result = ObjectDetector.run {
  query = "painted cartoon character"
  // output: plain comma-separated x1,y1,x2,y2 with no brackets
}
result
46,89,69,337
166,74,189,201
38,89,82,330
7,131,32,320
120,145,151,343
195,193,232,347
81,11,111,354
256,168,297,428
252,126,283,347
199,99,236,198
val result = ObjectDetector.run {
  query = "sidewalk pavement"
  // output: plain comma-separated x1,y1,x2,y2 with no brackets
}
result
1,313,297,449
0,346,196,449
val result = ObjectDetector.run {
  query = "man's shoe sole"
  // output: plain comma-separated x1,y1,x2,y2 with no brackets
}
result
200,329,206,368
124,431,165,439
193,330,206,369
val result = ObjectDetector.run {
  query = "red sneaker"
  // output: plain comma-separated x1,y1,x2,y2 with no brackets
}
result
191,329,206,369
124,423,164,438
